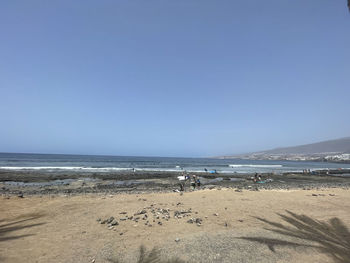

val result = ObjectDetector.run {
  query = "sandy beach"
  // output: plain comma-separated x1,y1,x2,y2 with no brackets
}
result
1,187,349,263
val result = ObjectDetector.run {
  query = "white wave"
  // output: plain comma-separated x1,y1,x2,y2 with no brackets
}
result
0,166,185,172
229,164,283,168
0,166,131,171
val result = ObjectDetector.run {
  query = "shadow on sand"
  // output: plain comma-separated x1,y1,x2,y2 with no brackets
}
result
108,245,187,263
239,210,350,263
0,212,46,242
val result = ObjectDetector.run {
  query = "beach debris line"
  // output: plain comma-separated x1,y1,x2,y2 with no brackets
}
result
97,204,203,230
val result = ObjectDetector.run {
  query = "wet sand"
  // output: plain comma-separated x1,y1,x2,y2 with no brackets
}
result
0,187,350,263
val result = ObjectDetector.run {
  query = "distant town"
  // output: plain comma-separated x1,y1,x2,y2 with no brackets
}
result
223,153,350,163
218,137,350,163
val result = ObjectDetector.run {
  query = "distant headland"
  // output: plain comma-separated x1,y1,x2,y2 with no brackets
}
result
216,137,350,163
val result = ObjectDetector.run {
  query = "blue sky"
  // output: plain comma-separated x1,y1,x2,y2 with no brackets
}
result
1,1,349,157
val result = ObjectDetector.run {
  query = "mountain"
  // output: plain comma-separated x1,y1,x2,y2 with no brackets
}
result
259,137,350,155
218,137,350,163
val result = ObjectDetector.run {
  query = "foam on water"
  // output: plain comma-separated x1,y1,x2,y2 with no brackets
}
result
229,164,283,168
0,166,132,171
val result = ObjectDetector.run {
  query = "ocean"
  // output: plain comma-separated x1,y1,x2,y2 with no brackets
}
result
1,152,350,174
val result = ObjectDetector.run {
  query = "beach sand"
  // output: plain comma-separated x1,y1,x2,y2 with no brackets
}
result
0,188,349,262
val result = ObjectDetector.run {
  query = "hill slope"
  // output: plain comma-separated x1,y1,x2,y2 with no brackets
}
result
218,137,350,162
260,137,350,155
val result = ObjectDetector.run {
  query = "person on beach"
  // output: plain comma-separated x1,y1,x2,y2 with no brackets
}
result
258,174,262,182
254,173,258,183
178,174,186,191
177,171,190,191
196,177,201,188
190,175,196,190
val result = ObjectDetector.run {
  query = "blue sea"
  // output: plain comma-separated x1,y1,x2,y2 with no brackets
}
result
1,153,350,174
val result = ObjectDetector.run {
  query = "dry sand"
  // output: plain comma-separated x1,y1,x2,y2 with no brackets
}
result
0,188,349,263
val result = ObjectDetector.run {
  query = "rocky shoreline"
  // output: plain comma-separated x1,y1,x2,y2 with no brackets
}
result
1,169,350,196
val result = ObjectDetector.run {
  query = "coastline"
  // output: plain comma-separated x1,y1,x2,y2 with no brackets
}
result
1,169,350,196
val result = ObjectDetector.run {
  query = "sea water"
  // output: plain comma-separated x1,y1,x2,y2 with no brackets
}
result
1,152,350,174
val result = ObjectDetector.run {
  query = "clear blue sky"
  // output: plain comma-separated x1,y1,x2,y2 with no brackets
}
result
1,1,349,157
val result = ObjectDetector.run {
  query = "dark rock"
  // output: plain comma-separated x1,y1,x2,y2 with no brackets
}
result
187,218,194,224
134,209,147,215
195,218,202,224
107,217,115,224
111,219,119,226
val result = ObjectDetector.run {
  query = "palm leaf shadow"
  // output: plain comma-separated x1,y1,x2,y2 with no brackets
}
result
0,212,46,242
239,210,350,263
108,245,187,263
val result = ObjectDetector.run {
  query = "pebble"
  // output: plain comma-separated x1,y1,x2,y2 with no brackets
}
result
175,238,180,242
110,219,119,226
187,218,194,224
134,209,147,215
106,217,115,224
195,218,202,224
